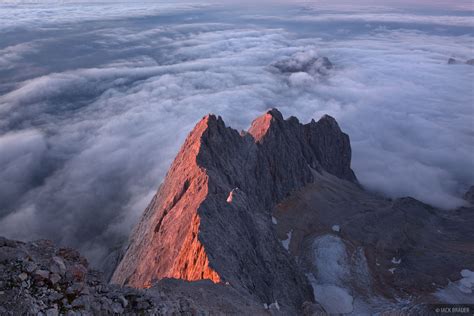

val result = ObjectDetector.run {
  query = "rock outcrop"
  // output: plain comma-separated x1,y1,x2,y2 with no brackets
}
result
112,108,356,313
0,237,158,315
271,54,334,76
0,236,269,315
447,57,474,65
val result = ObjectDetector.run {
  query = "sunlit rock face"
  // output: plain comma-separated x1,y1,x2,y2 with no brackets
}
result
111,108,356,313
111,116,221,288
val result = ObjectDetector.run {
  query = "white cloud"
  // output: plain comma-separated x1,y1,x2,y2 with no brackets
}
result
0,42,37,69
0,130,47,214
0,2,472,265
0,2,211,31
247,12,474,28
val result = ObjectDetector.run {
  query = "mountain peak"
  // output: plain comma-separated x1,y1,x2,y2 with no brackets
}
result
248,108,283,142
318,113,338,125
112,109,357,313
266,108,284,120
190,113,224,138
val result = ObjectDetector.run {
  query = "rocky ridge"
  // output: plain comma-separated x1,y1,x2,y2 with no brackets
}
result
112,108,356,313
112,108,473,314
2,109,472,315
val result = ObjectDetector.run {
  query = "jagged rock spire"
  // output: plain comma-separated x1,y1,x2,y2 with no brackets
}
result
111,108,357,313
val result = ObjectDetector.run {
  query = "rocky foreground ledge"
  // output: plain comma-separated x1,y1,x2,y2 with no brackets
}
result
0,237,145,315
0,237,277,315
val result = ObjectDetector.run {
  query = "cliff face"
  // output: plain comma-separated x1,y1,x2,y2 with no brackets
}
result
110,117,220,288
111,108,356,312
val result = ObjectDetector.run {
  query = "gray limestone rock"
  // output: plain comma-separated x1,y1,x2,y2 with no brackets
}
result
0,235,268,315
112,108,355,313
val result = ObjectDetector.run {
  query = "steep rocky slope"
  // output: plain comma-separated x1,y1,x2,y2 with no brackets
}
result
112,108,473,314
273,171,474,313
112,108,356,313
0,237,268,315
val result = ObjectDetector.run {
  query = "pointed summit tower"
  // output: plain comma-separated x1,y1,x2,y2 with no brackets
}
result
112,109,357,313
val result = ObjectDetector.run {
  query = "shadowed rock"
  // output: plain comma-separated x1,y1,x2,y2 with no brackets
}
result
273,170,474,312
448,58,458,64
112,108,356,313
448,58,474,65
0,237,269,315
271,53,334,76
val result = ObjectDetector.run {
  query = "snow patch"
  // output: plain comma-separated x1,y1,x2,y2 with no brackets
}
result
314,283,354,314
435,269,474,303
269,301,280,311
459,269,474,294
226,191,233,203
226,188,239,203
306,235,354,314
306,273,354,314
263,301,280,311
391,257,401,264
388,268,396,274
272,216,278,224
281,230,292,251
312,235,350,284
305,235,406,314
332,224,340,232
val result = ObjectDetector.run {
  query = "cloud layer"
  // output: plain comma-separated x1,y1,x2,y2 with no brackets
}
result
0,2,473,265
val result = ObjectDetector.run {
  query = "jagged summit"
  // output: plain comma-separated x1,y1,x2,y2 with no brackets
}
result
2,110,473,315
248,108,282,142
111,108,356,313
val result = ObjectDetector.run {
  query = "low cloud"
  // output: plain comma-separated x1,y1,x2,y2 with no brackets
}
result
0,43,37,69
0,2,472,265
0,130,47,215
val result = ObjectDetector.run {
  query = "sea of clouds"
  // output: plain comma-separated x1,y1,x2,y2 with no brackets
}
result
0,1,473,265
